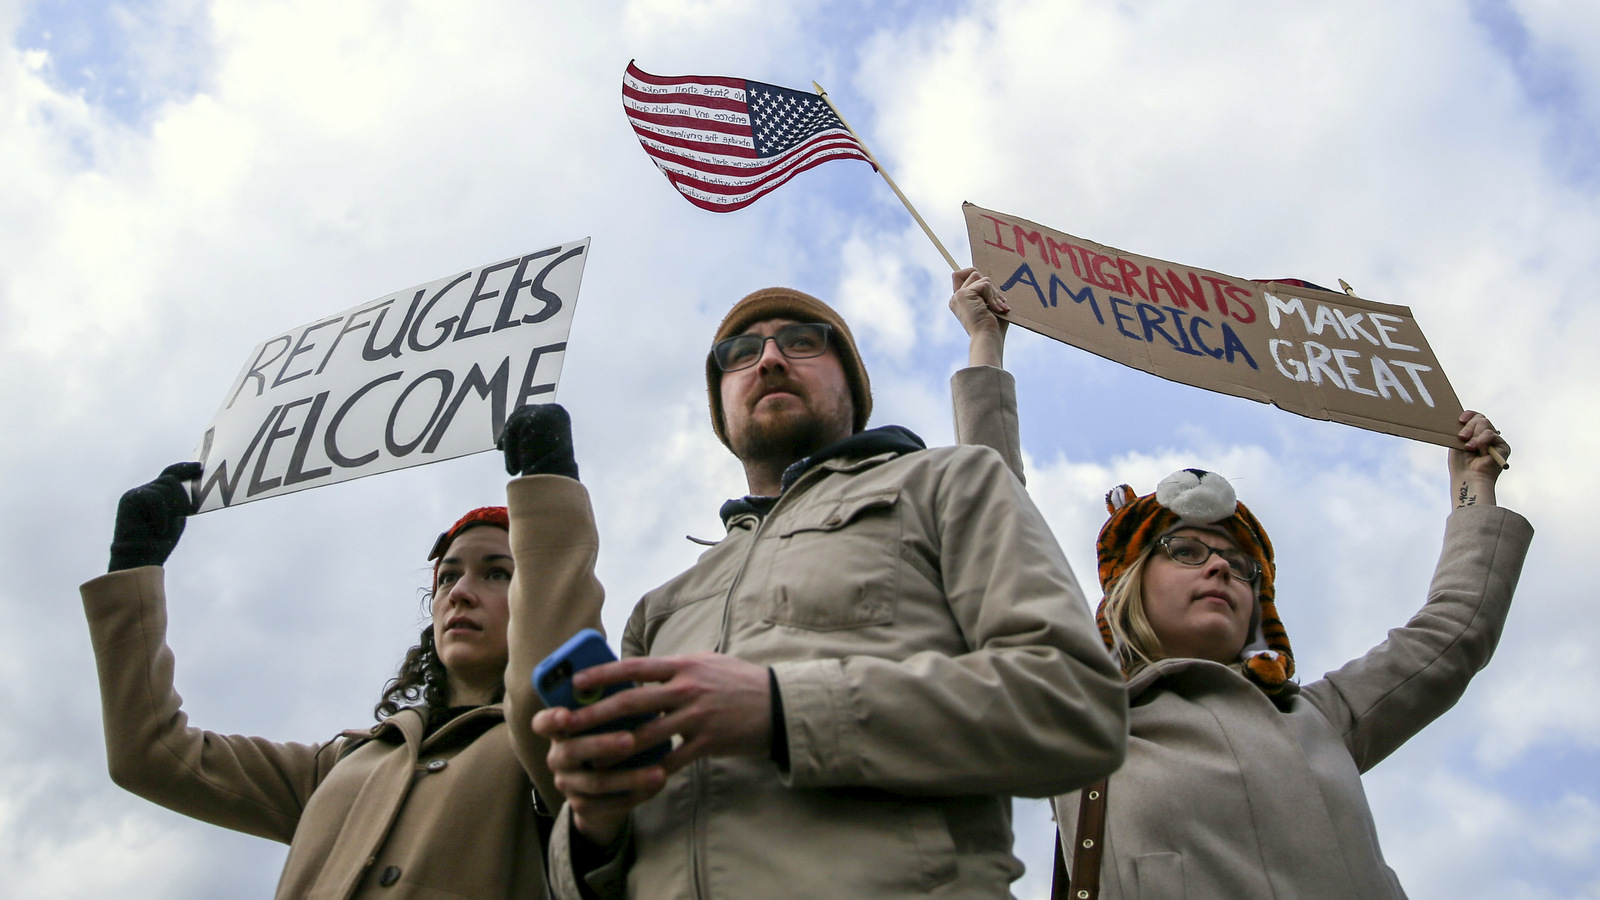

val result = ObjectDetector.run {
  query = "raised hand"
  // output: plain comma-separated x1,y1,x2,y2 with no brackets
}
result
499,403,579,480
947,266,1010,368
1450,410,1509,509
109,462,201,572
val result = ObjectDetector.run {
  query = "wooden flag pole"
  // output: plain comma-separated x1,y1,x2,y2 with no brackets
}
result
814,82,961,272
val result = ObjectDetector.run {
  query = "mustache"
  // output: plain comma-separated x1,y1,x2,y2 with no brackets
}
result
749,376,808,408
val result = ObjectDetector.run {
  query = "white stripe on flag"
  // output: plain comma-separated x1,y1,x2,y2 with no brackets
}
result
642,134,867,186
622,72,747,104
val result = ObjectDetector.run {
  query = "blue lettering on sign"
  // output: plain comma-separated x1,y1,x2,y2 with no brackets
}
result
1109,297,1141,340
1001,263,1045,305
1188,315,1222,359
1134,302,1202,356
1050,275,1102,324
1219,322,1259,370
1003,262,1257,369
1004,262,1107,325
1166,308,1201,355
1001,263,1106,325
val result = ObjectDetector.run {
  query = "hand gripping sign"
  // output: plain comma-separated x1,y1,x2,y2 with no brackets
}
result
191,239,589,513
964,204,1467,448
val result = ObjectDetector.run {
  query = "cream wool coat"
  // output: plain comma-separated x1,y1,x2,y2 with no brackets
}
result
81,474,606,900
539,438,1129,900
951,365,1535,900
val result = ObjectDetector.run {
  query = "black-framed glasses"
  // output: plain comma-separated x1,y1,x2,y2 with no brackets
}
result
712,322,832,372
1157,535,1260,581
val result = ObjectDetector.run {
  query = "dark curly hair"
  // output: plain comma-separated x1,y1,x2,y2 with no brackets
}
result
374,621,509,721
374,624,452,721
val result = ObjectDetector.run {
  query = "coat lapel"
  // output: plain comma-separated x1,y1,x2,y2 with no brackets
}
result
304,708,426,900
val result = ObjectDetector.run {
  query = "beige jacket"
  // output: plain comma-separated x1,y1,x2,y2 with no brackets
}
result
79,475,606,899
951,365,1536,900
545,437,1129,900
81,568,546,899
502,474,608,810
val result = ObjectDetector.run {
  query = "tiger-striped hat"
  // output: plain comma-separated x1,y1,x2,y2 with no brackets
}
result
1095,468,1294,693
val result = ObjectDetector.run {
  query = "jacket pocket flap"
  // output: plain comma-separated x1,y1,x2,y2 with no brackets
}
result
778,489,900,537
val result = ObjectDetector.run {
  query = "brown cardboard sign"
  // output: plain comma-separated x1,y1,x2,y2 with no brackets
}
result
964,202,1466,448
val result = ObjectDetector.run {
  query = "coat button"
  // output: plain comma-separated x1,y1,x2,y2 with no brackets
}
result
425,758,447,772
379,866,401,887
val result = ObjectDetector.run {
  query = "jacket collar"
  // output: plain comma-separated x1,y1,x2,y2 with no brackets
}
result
1127,657,1301,707
344,703,505,748
719,425,925,527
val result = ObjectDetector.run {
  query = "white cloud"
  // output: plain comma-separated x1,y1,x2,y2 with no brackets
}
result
834,229,918,359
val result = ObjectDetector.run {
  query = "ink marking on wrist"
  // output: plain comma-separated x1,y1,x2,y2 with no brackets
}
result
1457,482,1477,509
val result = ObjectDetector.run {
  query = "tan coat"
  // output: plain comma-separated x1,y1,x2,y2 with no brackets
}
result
544,439,1129,900
951,365,1536,900
502,474,608,810
79,475,607,899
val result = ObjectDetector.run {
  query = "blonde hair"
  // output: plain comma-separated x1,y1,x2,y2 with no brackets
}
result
1101,545,1165,673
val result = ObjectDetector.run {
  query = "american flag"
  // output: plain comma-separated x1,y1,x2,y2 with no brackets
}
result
622,62,875,212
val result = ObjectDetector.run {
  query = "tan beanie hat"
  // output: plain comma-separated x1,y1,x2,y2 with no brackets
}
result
706,287,872,449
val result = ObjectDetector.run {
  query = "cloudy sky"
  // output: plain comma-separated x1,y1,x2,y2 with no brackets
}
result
2,0,1594,897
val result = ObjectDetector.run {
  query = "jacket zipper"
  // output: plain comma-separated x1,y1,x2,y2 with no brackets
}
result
692,482,808,898
693,516,762,900
691,462,858,899
711,466,829,653
689,758,706,900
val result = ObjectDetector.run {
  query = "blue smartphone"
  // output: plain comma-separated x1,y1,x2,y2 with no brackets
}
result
533,629,670,769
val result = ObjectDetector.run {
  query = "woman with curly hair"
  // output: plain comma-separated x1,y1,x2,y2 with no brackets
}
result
80,404,600,899
947,268,1533,900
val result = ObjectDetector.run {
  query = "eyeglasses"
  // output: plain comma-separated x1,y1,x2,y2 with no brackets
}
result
1156,535,1260,581
712,322,832,372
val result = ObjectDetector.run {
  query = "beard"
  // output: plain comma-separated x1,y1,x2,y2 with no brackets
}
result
730,386,852,469
735,408,834,465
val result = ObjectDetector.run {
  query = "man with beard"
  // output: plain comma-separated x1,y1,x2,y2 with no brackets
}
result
532,288,1127,900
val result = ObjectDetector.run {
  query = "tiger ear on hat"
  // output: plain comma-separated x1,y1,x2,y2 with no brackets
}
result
1105,484,1138,515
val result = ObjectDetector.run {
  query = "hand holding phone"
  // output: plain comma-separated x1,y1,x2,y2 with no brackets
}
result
533,629,670,769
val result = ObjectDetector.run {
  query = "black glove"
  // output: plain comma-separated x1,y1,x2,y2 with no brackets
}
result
499,403,579,480
109,462,202,572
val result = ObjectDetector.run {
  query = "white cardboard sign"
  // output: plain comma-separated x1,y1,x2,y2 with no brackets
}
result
192,239,589,513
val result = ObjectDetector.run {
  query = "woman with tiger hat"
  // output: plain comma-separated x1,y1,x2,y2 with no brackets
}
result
947,267,1533,900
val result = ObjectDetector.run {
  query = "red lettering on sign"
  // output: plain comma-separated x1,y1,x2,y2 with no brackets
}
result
1222,284,1257,324
1145,266,1177,306
980,215,1016,253
1168,269,1207,311
1090,254,1124,292
1201,276,1235,318
1048,238,1079,276
1061,244,1093,280
1014,226,1053,267
1117,258,1149,301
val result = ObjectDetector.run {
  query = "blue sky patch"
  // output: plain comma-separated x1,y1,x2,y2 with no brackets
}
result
1470,0,1600,185
16,0,213,126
